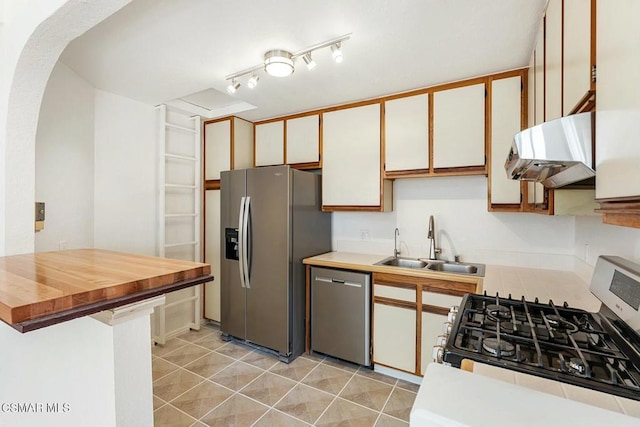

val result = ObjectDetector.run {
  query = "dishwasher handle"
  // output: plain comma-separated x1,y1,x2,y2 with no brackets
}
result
315,276,362,288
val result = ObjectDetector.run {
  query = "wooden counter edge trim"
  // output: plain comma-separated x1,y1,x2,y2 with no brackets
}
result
10,275,214,333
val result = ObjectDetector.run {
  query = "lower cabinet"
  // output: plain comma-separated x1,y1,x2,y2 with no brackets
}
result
420,291,465,375
372,272,478,376
373,303,416,373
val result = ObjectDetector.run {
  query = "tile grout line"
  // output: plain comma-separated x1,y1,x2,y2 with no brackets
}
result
259,359,330,426
377,383,400,425
188,348,295,424
274,360,326,420
155,335,415,426
310,368,360,425
157,400,198,425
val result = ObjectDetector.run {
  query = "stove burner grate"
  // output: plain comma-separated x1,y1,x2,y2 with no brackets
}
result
445,292,640,401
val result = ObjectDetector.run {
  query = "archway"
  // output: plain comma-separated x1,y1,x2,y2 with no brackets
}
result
1,0,131,255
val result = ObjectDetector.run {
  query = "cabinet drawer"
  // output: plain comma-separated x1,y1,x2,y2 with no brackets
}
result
374,284,415,302
422,291,463,308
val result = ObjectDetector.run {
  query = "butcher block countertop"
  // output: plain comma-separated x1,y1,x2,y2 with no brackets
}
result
0,249,212,332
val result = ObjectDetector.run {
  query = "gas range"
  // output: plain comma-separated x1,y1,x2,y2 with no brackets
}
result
440,256,640,401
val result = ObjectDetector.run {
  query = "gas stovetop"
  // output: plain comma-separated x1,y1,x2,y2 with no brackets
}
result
443,292,640,401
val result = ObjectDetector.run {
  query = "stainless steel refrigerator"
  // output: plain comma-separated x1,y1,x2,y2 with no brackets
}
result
220,165,332,362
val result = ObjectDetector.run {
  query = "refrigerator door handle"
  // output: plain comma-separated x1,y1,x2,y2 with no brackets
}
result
238,196,246,288
242,196,251,288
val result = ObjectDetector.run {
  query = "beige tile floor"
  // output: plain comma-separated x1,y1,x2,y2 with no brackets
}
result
152,322,418,426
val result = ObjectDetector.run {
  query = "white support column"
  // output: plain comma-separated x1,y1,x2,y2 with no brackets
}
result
0,296,164,427
92,296,165,426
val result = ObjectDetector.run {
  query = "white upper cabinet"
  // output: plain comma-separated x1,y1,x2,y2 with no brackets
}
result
233,118,254,170
534,20,545,125
285,114,320,165
490,76,522,205
545,0,563,121
563,0,593,115
204,117,253,180
204,119,231,180
322,103,384,208
595,0,640,200
384,94,429,172
432,83,485,168
255,120,284,166
528,52,536,128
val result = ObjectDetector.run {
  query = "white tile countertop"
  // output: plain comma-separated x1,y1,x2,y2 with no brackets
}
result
412,363,640,427
412,263,640,425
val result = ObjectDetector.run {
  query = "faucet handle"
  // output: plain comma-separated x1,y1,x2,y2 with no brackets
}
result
454,255,460,263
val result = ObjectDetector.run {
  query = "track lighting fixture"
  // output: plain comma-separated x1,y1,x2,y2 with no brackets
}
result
331,43,343,63
224,33,351,94
247,74,259,89
226,79,240,94
302,52,317,71
264,50,295,77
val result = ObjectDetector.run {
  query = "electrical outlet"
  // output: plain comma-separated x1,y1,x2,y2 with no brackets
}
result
584,243,589,261
360,230,371,241
59,240,68,250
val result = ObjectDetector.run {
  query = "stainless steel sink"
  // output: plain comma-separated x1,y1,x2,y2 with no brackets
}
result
425,262,478,274
377,257,428,269
375,256,485,276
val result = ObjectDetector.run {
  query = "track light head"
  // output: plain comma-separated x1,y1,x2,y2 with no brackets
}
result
264,50,294,77
331,43,343,63
302,52,317,71
247,74,260,89
226,79,240,94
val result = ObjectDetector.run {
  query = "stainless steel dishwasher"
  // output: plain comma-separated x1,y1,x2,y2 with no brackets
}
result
311,267,371,366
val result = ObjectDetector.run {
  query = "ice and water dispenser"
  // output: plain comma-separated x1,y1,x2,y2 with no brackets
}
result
224,228,239,261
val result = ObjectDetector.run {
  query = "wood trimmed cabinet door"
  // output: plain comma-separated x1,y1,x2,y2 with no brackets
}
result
432,83,486,171
420,291,464,375
384,94,430,174
285,114,320,168
203,116,253,185
254,120,285,167
322,103,392,211
545,0,563,121
594,0,640,228
489,74,524,211
563,0,595,115
372,283,417,373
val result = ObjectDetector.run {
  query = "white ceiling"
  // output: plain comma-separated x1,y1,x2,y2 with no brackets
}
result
60,0,547,122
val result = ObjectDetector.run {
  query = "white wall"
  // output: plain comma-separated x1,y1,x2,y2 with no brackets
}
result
94,89,157,255
334,176,577,269
35,62,95,252
574,215,640,280
0,0,130,257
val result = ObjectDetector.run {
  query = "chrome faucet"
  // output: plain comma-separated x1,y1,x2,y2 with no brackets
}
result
427,215,441,260
394,228,400,258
